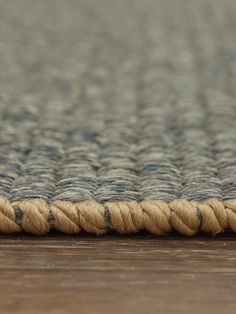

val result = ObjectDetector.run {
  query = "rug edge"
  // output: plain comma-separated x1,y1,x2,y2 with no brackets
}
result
0,197,235,236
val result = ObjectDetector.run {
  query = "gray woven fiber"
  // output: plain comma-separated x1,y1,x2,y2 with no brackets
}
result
0,0,236,235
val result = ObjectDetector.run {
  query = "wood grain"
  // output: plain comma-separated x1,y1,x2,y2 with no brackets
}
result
0,233,235,314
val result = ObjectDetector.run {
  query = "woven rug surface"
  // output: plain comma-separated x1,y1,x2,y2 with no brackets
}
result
0,0,236,235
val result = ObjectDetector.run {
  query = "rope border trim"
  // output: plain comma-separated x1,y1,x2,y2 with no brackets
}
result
0,197,236,235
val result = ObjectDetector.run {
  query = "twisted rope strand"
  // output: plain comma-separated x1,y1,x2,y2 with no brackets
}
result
0,196,235,235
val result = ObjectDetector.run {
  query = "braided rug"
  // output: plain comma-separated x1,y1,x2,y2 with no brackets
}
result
0,0,236,235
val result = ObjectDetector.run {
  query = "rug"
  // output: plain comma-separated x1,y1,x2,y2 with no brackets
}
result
0,0,236,235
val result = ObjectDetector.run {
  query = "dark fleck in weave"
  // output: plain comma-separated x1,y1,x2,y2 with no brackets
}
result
0,0,236,204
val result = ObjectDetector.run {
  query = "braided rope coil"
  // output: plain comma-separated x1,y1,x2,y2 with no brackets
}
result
0,197,235,235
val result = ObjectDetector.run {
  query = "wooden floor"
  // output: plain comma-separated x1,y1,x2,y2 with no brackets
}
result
0,233,235,314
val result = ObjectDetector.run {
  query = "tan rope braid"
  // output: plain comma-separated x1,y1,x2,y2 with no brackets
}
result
0,196,234,235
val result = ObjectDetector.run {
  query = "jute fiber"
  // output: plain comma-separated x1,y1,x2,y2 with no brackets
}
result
1,0,236,235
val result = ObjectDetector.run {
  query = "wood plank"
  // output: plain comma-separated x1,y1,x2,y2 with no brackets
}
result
0,233,235,314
